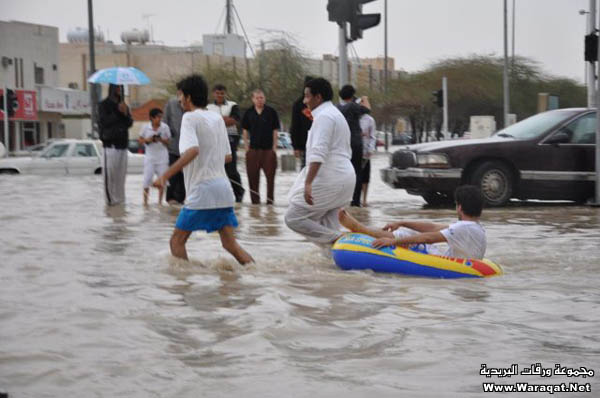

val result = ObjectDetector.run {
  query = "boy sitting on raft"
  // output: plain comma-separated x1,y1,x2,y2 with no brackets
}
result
338,185,487,259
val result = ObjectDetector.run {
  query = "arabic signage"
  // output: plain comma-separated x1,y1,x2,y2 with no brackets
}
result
0,89,38,121
39,87,90,115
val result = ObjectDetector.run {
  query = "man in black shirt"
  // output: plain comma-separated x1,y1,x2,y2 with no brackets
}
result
337,84,370,207
98,84,133,205
207,84,244,202
242,89,280,205
290,76,314,169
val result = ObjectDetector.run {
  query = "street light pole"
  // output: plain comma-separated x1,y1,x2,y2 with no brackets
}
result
588,0,596,108
503,0,510,128
87,0,98,138
595,0,600,206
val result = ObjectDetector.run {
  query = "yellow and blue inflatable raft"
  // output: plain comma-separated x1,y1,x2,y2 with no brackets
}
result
332,233,503,278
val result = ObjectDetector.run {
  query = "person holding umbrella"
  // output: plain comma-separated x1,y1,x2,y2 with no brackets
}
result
98,83,133,206
89,66,151,206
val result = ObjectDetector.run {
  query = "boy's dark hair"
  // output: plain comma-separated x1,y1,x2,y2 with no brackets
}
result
455,185,484,217
149,108,162,119
213,83,227,92
305,78,333,102
176,74,208,107
339,84,356,100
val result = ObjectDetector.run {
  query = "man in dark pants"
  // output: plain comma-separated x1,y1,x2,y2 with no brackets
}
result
98,84,133,206
163,87,186,204
337,84,370,207
290,76,314,169
207,84,244,202
242,89,280,205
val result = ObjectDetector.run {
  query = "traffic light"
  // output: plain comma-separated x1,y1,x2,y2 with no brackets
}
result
432,89,443,107
327,0,381,41
349,0,381,41
327,0,350,26
0,89,17,117
585,33,598,62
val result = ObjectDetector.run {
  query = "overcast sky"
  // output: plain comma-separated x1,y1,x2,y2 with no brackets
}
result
2,0,589,83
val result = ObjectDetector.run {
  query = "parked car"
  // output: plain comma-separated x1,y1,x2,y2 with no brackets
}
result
392,132,413,145
278,131,293,149
381,108,597,206
0,139,144,175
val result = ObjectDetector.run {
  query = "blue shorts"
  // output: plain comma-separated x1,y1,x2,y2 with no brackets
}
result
175,207,239,233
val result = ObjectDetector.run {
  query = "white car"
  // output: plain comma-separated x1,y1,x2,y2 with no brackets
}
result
0,139,144,175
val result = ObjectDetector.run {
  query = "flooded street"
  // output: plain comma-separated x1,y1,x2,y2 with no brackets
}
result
1,148,599,397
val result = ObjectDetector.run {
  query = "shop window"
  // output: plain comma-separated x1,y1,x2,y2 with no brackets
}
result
34,64,45,85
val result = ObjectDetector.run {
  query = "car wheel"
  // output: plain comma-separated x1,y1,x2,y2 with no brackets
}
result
470,161,513,206
421,191,453,206
94,167,102,175
0,169,19,175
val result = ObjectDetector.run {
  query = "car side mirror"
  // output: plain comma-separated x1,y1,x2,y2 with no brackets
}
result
545,131,570,145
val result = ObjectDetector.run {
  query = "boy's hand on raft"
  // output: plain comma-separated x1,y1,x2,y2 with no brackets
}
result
371,237,398,249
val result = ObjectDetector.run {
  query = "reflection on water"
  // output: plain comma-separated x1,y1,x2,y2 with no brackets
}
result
1,151,599,397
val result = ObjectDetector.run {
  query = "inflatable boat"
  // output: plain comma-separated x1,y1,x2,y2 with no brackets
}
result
332,233,503,278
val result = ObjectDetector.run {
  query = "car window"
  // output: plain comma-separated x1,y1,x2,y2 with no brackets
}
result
43,144,70,158
560,113,596,144
74,143,95,157
493,110,580,140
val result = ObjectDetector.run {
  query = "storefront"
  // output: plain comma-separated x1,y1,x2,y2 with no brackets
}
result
0,88,38,152
39,86,90,140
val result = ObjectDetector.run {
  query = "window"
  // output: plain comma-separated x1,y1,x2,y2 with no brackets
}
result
562,113,596,144
34,63,44,85
74,143,94,157
43,144,69,158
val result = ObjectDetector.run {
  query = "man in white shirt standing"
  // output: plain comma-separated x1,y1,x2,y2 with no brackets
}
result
338,185,487,259
154,74,253,264
284,78,356,244
139,108,171,205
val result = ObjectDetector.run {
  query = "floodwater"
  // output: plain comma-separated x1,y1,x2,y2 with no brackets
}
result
1,148,599,397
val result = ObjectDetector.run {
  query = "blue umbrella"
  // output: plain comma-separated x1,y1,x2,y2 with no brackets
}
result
87,66,151,85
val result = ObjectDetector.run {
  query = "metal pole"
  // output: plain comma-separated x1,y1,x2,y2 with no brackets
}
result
87,0,98,138
3,82,9,157
338,23,348,87
226,0,232,34
442,76,448,139
588,0,597,108
511,0,515,69
595,0,600,206
503,0,510,128
384,0,388,96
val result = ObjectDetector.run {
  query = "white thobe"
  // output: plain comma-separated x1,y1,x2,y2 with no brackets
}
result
285,101,356,244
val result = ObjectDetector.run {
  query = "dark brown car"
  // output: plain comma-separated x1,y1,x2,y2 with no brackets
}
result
381,108,597,206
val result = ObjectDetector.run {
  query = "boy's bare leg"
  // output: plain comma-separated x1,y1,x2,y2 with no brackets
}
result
158,187,164,205
338,208,394,239
143,188,149,206
218,226,254,265
170,228,192,260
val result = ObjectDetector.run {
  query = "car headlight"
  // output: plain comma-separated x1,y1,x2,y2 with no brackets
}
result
416,153,450,168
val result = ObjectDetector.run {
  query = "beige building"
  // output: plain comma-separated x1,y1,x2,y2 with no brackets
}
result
60,42,248,108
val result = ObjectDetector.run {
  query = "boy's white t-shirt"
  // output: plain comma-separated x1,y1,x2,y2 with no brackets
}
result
139,122,171,164
439,221,487,259
393,220,487,259
178,109,234,209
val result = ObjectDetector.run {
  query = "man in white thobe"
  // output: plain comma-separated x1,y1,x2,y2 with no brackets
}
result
284,78,356,244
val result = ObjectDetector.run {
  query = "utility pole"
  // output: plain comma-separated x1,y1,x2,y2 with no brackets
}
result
225,0,233,34
87,0,98,138
442,76,448,139
503,0,510,128
338,24,348,87
511,0,515,69
594,0,600,206
384,0,388,96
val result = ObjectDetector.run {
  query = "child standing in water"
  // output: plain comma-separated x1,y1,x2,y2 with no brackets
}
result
154,74,253,264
